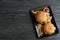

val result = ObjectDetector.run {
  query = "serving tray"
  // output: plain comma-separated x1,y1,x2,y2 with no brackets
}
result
30,5,59,38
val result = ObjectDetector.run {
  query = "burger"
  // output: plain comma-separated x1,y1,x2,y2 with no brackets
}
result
43,23,56,35
35,11,50,24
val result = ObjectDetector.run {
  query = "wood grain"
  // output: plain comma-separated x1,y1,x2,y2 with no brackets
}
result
0,0,60,40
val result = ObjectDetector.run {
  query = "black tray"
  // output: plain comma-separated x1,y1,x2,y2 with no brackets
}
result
30,5,59,38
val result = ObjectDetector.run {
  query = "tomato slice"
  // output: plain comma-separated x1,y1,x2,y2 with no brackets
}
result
43,7,49,12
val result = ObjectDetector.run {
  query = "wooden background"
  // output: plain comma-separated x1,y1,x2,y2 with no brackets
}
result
0,0,60,40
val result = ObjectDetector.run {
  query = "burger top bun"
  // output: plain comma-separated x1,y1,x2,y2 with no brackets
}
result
36,11,50,23
44,23,56,35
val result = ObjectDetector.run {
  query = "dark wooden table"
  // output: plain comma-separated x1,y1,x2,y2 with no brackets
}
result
0,0,60,40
